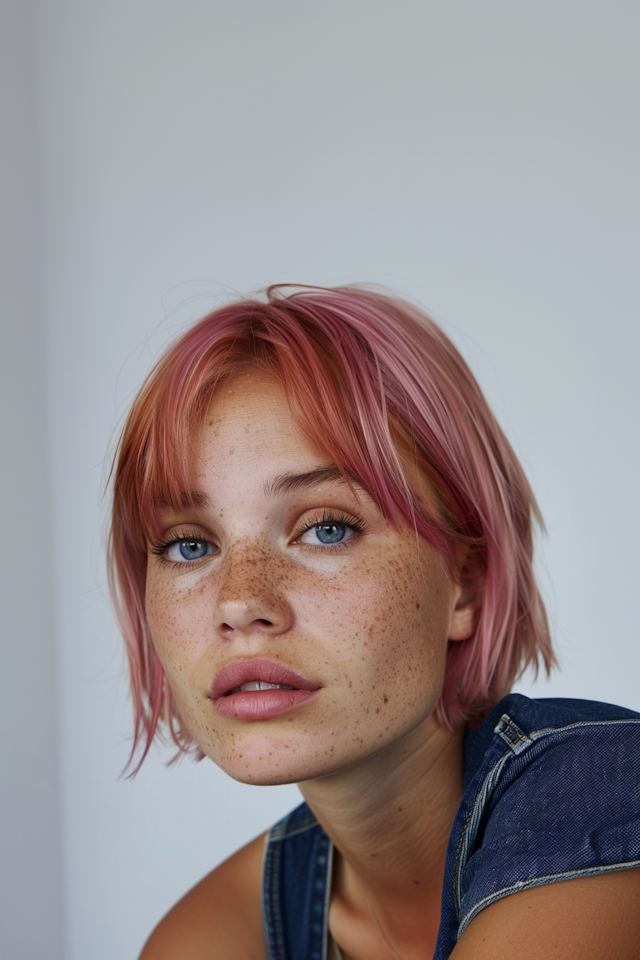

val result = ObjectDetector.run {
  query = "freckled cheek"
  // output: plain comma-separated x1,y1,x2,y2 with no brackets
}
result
145,576,214,683
295,559,441,678
325,560,448,696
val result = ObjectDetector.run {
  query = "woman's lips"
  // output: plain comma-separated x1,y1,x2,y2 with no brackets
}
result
210,658,319,720
214,688,316,720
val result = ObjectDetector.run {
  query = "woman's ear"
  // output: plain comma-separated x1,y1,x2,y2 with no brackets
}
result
448,548,484,642
449,592,477,641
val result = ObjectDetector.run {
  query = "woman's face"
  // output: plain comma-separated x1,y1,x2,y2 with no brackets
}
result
145,373,470,785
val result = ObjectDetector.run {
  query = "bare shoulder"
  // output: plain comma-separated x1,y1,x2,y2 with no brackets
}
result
139,830,268,960
450,867,640,960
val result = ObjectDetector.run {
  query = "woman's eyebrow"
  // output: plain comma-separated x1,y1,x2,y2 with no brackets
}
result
160,470,359,516
263,465,360,498
156,489,212,513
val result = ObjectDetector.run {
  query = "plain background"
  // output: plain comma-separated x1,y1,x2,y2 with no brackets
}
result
1,2,638,957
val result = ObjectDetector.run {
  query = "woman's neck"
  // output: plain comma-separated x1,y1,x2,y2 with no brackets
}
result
297,717,465,959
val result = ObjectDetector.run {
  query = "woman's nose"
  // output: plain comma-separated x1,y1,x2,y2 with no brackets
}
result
213,543,293,640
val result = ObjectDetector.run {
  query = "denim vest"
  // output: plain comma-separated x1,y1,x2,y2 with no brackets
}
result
261,694,640,960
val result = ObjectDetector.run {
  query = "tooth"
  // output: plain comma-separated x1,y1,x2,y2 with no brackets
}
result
234,681,295,692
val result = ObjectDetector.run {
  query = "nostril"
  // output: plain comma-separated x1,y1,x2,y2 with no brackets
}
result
220,618,274,632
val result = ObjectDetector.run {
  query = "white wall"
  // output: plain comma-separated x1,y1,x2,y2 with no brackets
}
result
0,2,64,957
4,1,638,958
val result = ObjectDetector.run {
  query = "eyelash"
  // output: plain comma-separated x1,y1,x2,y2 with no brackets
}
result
294,511,367,550
149,529,212,559
149,512,367,564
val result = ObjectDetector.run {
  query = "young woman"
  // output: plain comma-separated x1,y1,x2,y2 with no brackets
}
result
109,285,640,960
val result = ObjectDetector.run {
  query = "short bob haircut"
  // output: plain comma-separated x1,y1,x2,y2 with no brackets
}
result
109,284,553,772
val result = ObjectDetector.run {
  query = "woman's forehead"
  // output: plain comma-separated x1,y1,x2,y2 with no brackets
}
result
196,373,317,468
190,372,442,513
205,370,286,418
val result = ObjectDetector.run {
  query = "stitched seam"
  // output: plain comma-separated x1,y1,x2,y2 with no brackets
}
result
269,817,318,841
266,836,287,960
529,718,640,740
457,859,640,938
260,831,273,959
493,715,533,755
321,841,334,960
453,750,511,919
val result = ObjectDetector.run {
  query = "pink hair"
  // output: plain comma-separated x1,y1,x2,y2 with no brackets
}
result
108,284,553,773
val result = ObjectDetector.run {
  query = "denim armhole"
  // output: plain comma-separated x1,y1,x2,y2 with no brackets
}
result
438,695,640,956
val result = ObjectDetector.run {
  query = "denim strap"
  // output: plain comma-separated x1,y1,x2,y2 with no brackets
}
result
262,813,334,960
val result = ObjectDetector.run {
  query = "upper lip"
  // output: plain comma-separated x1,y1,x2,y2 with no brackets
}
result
210,658,320,699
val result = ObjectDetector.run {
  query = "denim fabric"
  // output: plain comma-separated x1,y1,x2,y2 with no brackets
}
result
261,695,640,960
262,805,334,960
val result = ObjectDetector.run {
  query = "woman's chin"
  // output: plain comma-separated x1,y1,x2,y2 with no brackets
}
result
227,766,303,787
213,755,313,787
202,737,352,787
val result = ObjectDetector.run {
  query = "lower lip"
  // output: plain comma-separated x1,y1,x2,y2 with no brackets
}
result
213,689,317,720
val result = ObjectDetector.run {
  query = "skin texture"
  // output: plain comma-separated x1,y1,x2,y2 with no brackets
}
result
145,375,472,789
140,374,640,960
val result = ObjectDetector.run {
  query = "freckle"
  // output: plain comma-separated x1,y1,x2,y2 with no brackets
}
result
413,880,420,885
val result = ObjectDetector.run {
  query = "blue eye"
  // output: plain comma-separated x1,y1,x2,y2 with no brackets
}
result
166,539,214,562
296,514,364,548
314,523,347,544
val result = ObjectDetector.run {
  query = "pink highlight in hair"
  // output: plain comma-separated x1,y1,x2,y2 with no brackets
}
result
108,285,553,774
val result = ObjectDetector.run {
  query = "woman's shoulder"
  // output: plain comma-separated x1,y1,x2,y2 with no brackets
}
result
138,830,268,960
462,692,640,846
451,692,640,946
464,692,640,783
